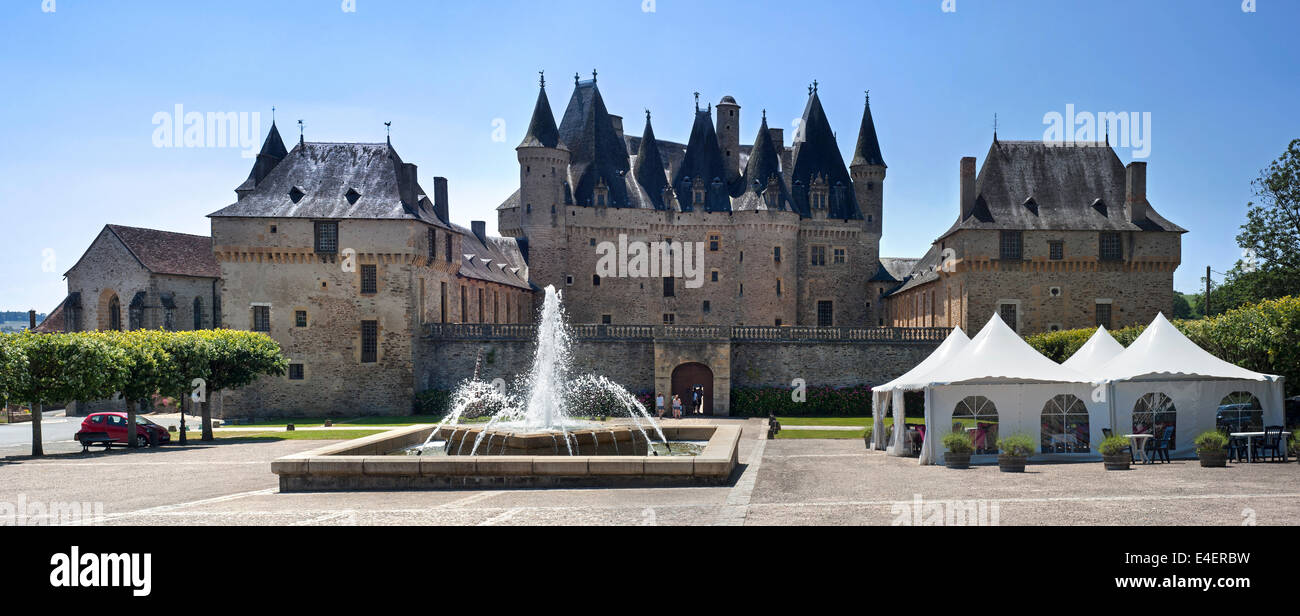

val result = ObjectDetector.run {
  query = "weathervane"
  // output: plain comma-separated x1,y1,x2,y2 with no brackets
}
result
297,119,304,146
694,91,700,112
592,69,597,83
385,121,392,145
539,70,545,89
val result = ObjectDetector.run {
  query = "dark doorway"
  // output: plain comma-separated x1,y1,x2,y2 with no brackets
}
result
671,362,714,416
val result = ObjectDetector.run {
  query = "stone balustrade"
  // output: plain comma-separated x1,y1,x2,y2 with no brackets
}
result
424,323,950,344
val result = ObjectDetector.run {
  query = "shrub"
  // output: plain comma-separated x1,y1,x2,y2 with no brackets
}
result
863,425,873,443
414,389,453,415
1194,430,1228,453
729,384,872,417
942,430,973,454
997,433,1035,457
1098,435,1132,457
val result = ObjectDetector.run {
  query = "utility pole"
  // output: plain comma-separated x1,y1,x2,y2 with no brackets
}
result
1205,265,1212,317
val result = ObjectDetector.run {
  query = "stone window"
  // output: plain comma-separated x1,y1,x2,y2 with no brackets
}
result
251,305,270,333
163,309,175,331
295,310,308,328
708,233,721,252
663,313,675,325
592,274,601,286
703,300,711,313
999,303,1018,333
360,320,378,363
314,221,338,254
193,297,203,330
1049,240,1064,261
602,314,612,325
460,286,467,322
270,224,277,234
1099,232,1123,261
833,247,847,264
817,300,833,327
566,275,574,286
775,318,783,327
776,278,783,296
288,364,304,381
773,246,781,263
478,288,485,323
810,245,826,266
589,238,596,247
663,276,675,297
1096,302,1113,329
999,231,1023,261
360,264,377,294
710,269,719,282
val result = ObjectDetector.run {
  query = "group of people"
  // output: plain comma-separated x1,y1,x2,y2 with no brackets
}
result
655,385,706,419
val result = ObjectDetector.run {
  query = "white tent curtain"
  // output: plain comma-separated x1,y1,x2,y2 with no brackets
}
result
923,382,1110,465
889,388,908,455
871,390,890,450
1111,377,1286,458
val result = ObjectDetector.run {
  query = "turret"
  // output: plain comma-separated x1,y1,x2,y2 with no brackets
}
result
515,74,571,297
235,120,288,200
716,95,741,186
850,91,886,235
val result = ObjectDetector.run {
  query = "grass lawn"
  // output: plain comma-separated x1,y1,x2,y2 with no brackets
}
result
170,429,385,442
227,415,504,428
776,429,868,440
774,416,930,427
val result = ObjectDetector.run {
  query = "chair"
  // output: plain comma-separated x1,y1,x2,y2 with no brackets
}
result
1257,426,1284,462
1102,428,1135,461
1146,426,1174,463
1227,434,1249,463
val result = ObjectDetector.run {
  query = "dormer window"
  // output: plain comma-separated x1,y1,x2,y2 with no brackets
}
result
1023,196,1039,215
289,186,305,203
594,178,609,207
346,188,361,205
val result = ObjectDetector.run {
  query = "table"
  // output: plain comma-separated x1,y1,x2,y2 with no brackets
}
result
1230,431,1292,462
1124,434,1154,464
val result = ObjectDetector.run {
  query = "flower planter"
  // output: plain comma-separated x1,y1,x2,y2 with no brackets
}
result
1198,450,1227,468
945,452,971,469
1103,454,1131,471
998,454,1027,473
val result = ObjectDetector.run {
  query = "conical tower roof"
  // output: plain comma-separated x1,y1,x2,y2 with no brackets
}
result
519,81,563,150
633,111,670,210
852,93,886,168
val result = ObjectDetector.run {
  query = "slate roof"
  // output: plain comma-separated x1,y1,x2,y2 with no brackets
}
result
790,90,861,220
869,257,920,283
633,113,670,210
519,85,564,150
557,80,639,209
453,224,531,290
937,140,1185,240
734,114,791,212
852,96,886,168
235,121,289,196
885,244,945,295
209,142,445,225
68,225,222,279
671,108,735,212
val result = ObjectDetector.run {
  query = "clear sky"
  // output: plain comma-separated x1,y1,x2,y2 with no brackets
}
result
1,0,1296,313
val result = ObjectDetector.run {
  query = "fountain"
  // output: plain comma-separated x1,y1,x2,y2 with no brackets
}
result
270,285,741,491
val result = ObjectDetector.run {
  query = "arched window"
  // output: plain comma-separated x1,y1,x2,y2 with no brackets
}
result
193,297,204,330
954,396,999,454
108,295,122,331
1216,391,1262,433
1133,392,1176,445
1041,394,1089,454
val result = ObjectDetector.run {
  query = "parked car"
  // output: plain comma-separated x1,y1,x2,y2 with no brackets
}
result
1215,403,1262,433
75,412,170,448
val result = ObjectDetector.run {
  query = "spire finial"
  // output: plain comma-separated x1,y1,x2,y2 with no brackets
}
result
808,83,813,96
694,92,700,112
385,121,392,145
762,108,767,121
864,90,870,104
297,119,304,146
591,69,597,83
271,106,276,124
574,72,580,86
1105,122,1109,145
645,108,651,122
993,113,999,142
813,79,819,93
539,70,545,89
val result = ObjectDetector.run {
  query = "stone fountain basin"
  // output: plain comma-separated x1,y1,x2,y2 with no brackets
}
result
271,424,741,491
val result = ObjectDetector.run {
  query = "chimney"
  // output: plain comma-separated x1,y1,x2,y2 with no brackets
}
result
397,162,419,206
471,220,487,244
960,157,977,220
609,115,625,152
28,310,36,330
1125,161,1148,224
770,128,791,175
433,177,449,223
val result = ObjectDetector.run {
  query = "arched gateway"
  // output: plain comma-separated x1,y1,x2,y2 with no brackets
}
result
671,362,714,416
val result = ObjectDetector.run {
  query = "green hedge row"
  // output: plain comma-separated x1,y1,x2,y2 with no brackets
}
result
729,384,873,417
1024,295,1300,396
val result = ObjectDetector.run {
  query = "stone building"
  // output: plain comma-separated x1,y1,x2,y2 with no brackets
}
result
881,139,1185,334
497,75,889,328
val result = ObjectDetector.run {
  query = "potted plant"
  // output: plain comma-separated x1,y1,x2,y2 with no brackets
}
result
942,431,973,469
862,425,874,450
1194,430,1229,468
996,434,1034,472
1098,435,1132,470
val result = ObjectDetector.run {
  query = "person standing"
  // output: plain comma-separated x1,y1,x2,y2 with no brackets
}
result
691,386,703,415
672,394,683,419
655,393,665,419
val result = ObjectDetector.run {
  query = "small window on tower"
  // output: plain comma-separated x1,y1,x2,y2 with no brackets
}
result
601,314,612,325
708,234,721,252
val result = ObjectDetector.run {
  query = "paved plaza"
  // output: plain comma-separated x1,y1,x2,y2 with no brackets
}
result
2,419,1297,526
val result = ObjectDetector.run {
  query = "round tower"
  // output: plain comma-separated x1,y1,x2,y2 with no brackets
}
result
850,92,887,236
716,95,741,185
515,77,571,300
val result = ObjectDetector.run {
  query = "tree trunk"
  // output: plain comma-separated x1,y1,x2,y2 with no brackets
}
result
201,397,213,441
126,398,138,449
31,402,43,457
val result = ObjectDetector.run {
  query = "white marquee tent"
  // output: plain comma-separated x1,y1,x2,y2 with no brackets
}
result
870,327,970,452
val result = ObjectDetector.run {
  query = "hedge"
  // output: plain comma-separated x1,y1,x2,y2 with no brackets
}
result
1024,295,1300,396
730,384,873,417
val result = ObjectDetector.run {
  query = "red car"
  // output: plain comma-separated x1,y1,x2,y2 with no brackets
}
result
76,412,170,448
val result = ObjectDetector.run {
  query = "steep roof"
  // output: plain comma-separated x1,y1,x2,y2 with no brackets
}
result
938,140,1185,239
870,257,920,283
790,90,861,220
235,121,289,195
633,112,670,210
84,225,222,279
734,113,791,212
32,298,67,333
519,84,563,150
884,243,945,296
453,224,531,290
852,95,886,168
557,80,638,208
671,108,734,213
209,142,445,224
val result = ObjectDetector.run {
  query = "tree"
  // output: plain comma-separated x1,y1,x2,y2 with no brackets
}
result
1172,293,1196,319
105,331,173,449
8,332,127,456
0,334,30,427
195,330,287,440
154,332,213,445
1217,139,1300,311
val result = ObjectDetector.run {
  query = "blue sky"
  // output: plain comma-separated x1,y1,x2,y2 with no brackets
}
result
1,0,1296,313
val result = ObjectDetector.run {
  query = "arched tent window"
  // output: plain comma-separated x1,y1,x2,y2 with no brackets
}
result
108,296,122,331
193,297,204,330
954,396,999,454
1133,393,1176,445
1216,391,1262,433
1041,394,1089,454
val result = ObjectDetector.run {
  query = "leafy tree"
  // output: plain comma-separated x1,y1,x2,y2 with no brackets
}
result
195,330,287,440
153,331,213,444
1211,139,1300,313
1172,293,1196,319
0,334,31,424
103,331,172,448
7,332,127,456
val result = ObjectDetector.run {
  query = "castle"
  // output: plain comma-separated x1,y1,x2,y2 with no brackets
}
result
37,73,1184,417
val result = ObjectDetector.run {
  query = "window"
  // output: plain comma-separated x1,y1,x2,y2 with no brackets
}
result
954,396,1000,455
314,221,338,254
592,274,601,287
295,310,308,328
1049,240,1064,261
445,234,453,262
663,276,675,297
288,364,304,381
163,309,175,331
478,288,484,323
1216,392,1263,432
710,270,719,282
440,282,447,324
775,318,782,326
1041,394,1089,454
1133,392,1176,446
252,305,270,332
109,296,121,331
694,189,705,204
776,278,783,296
999,231,1023,260
702,301,711,313
663,313,675,325
1095,303,1112,329
817,301,833,327
833,248,847,264
601,314,612,325
999,303,1018,333
773,246,781,263
360,264,377,294
193,297,203,330
360,321,378,363
708,234,721,252
566,275,574,286
428,228,437,260
1099,232,1122,261
460,286,467,322
810,245,826,266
